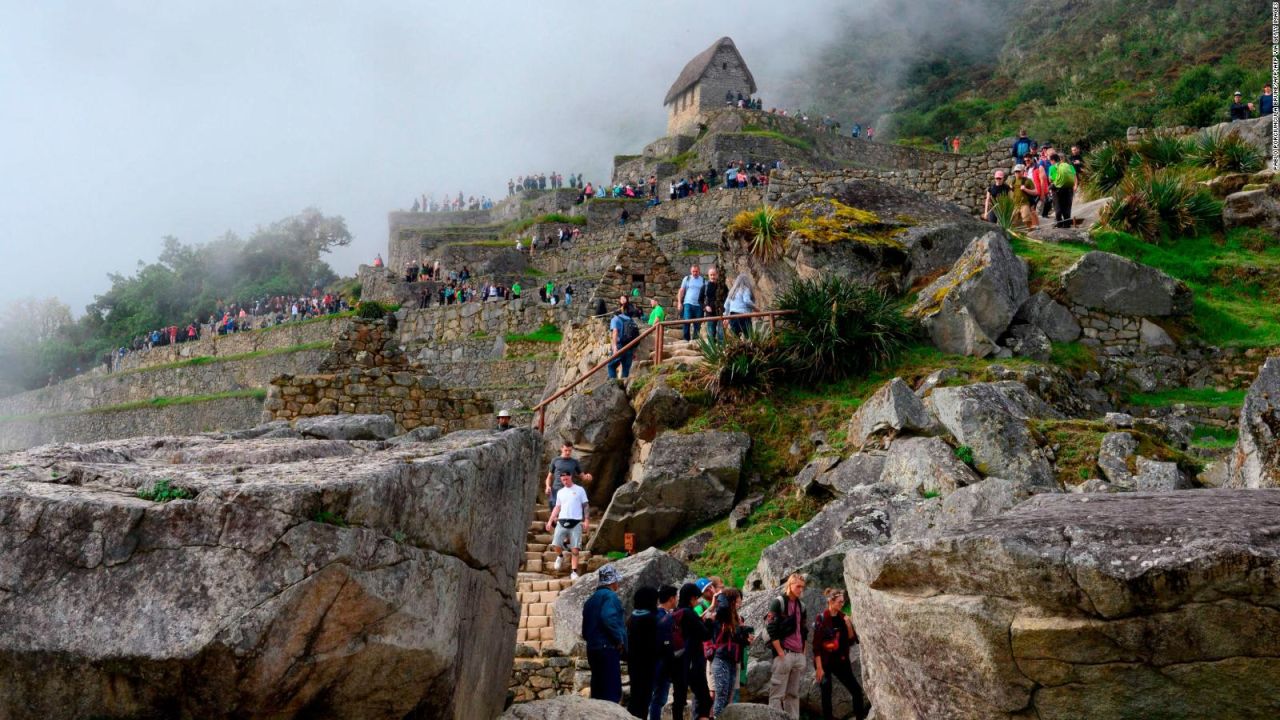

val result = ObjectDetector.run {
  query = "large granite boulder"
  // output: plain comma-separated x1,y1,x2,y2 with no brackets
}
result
553,380,636,508
1227,356,1280,488
1223,184,1280,234
1013,288,1075,340
846,378,940,450
588,431,749,551
551,548,688,655
909,232,1029,357
0,429,541,720
498,695,634,719
294,412,397,440
926,382,1059,489
845,490,1280,720
1059,251,1192,317
631,379,689,443
878,436,980,496
814,452,886,496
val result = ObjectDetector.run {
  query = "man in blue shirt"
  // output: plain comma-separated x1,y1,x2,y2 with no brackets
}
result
678,265,707,341
1260,85,1274,116
583,564,628,702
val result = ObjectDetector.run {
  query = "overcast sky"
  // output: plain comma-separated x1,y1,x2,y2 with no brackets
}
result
0,1,850,314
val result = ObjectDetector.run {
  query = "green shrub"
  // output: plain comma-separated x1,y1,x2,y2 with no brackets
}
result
1133,131,1192,169
775,277,916,384
355,300,391,319
954,445,975,466
728,206,791,262
1084,141,1135,194
137,479,194,502
992,194,1018,232
1100,170,1221,242
1192,129,1265,173
694,329,785,402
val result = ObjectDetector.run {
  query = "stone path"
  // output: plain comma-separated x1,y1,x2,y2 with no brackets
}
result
516,503,607,651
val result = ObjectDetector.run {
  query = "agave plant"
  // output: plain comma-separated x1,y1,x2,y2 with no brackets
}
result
1133,131,1192,169
992,193,1019,232
774,276,916,384
1100,169,1222,242
729,206,790,262
1192,129,1264,173
694,328,784,401
1083,141,1135,195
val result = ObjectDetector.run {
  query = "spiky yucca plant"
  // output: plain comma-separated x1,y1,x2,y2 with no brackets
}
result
774,276,915,384
1084,141,1136,195
694,328,784,402
1192,129,1265,173
1100,170,1222,242
729,206,790,262
992,193,1019,232
1133,131,1192,169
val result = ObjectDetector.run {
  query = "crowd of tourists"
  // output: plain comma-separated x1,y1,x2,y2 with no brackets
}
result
411,192,495,213
105,292,349,372
509,172,584,195
981,130,1085,230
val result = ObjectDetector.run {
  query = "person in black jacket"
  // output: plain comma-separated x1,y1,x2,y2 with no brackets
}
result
627,587,661,718
700,267,729,343
671,583,712,720
765,573,808,718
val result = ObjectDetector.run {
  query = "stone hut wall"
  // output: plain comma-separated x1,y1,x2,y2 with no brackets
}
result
397,299,578,349
589,233,684,313
265,370,491,433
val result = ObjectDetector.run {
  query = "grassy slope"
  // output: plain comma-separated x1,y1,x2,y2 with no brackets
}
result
793,0,1271,149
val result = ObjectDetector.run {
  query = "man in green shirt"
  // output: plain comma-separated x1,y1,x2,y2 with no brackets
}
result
648,298,665,325
1047,153,1076,229
511,282,522,299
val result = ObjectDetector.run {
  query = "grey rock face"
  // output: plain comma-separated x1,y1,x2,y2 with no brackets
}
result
669,530,714,564
1060,251,1192,317
294,412,397,440
0,429,541,720
846,378,940,450
551,548,688,655
816,453,887,496
630,379,689,443
498,695,635,720
553,380,636,508
879,436,980,497
845,490,1280,720
793,453,841,495
1098,431,1138,486
1227,356,1280,488
387,425,442,444
910,232,1030,357
1139,318,1176,348
1134,457,1190,491
588,431,749,551
728,493,765,530
1223,185,1280,235
926,382,1058,488
1002,323,1052,361
1014,291,1081,343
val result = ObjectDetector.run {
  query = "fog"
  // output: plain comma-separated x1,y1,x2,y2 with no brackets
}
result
0,1,864,313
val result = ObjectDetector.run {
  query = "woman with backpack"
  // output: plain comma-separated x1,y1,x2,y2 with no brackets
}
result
670,582,712,720
813,588,868,720
707,589,752,717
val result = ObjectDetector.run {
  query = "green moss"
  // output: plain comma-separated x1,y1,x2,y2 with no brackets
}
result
504,323,562,344
1126,387,1247,407
136,479,194,503
1048,342,1099,374
730,129,815,152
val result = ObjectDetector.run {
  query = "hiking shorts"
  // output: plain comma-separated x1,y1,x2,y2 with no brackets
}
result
552,522,584,550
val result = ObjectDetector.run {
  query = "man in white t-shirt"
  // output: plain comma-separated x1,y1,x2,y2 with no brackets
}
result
545,470,590,580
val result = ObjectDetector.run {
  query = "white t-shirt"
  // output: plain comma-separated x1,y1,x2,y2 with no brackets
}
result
555,485,589,521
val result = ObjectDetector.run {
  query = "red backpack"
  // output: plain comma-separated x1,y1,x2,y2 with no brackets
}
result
657,608,688,658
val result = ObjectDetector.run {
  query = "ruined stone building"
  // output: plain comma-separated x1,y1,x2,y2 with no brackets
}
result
664,36,757,136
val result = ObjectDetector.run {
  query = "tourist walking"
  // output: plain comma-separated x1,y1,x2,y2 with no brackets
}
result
627,586,661,718
648,585,680,720
813,588,868,720
671,582,712,720
708,589,752,717
545,471,590,581
608,296,641,380
700,267,728,343
583,564,628,703
725,273,756,338
1048,152,1076,228
544,441,592,511
766,573,808,718
678,264,707,341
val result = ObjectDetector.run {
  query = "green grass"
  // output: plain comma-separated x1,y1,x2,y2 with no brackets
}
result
313,510,348,527
443,238,511,248
732,130,814,152
670,149,699,170
136,479,194,502
0,388,269,423
1048,342,1099,374
120,341,332,375
1190,425,1238,450
684,495,822,588
953,445,975,466
505,323,562,344
501,212,588,237
1034,418,1204,486
1127,387,1247,408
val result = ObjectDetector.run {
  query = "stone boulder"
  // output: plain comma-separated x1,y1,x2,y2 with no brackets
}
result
294,412,397,440
551,548,688,655
1014,291,1081,343
1227,356,1280,488
845,378,940,450
910,232,1029,357
1097,431,1138,486
845,490,1280,720
814,452,886,496
716,703,794,720
386,425,442,445
1059,251,1192,317
879,436,980,497
0,429,541,720
588,431,749,552
630,379,689,443
498,695,634,720
553,380,636,508
1001,323,1051,362
669,530,714,564
1224,185,1280,234
927,382,1059,489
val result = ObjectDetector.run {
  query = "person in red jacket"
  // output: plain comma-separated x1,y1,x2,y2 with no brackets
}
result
813,588,868,720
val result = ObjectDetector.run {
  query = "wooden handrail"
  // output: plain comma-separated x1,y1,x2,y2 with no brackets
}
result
533,309,794,431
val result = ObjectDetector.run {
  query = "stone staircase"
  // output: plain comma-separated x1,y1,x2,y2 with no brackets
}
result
516,504,608,652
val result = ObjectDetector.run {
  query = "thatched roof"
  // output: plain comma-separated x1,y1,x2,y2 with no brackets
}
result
663,37,756,107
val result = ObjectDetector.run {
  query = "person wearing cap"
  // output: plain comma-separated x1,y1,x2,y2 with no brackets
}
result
495,409,512,431
545,468,590,580
1009,164,1039,229
983,169,1011,224
1230,91,1253,121
582,564,628,702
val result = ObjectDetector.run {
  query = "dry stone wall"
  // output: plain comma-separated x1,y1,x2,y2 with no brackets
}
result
266,371,491,433
0,395,263,452
397,299,577,349
106,314,348,374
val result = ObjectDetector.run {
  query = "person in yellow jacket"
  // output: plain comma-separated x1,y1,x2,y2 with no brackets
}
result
1048,153,1076,229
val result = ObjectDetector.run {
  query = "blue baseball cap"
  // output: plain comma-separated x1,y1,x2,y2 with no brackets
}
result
695,577,711,592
